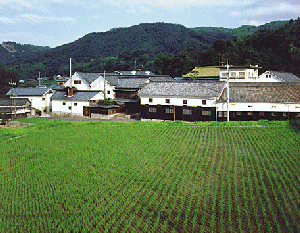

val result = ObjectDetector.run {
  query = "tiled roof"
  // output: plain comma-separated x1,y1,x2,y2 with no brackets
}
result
218,82,300,103
116,71,156,76
51,91,99,101
76,72,101,85
0,98,30,106
138,81,226,98
269,71,300,82
6,87,51,96
149,76,174,82
116,78,149,89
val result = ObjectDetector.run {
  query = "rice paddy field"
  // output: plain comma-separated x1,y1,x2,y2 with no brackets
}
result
0,118,299,232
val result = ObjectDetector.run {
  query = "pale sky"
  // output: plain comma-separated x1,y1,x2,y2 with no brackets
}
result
1,0,299,48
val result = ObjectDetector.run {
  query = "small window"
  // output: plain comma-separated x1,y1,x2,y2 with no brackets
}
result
183,100,187,105
231,72,236,77
74,103,77,106
183,109,192,115
239,72,245,78
202,100,206,105
202,111,211,116
271,112,277,116
165,108,174,114
63,102,66,105
165,99,170,104
107,91,110,95
247,112,253,116
74,80,81,84
259,112,265,116
149,98,153,103
42,98,45,101
272,106,276,109
149,107,157,113
248,105,252,108
236,111,242,116
68,106,72,110
283,112,287,117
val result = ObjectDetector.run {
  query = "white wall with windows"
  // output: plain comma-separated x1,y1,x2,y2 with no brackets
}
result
140,96,216,107
217,102,300,113
256,71,282,82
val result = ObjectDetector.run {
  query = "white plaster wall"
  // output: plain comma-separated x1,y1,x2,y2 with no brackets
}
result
90,79,115,99
220,68,259,82
256,72,282,82
64,73,90,90
217,102,300,112
140,97,216,107
52,100,89,116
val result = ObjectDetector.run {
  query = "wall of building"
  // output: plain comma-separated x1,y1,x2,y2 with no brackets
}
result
140,96,216,107
52,100,90,116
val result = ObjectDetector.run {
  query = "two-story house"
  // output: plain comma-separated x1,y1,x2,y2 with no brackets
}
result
6,87,54,115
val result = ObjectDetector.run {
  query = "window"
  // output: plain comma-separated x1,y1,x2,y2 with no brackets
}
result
165,108,174,114
74,80,81,84
272,106,276,109
68,106,72,110
149,98,153,103
63,102,66,105
271,112,277,116
202,111,211,116
230,72,236,78
74,103,77,106
149,107,157,113
42,98,45,101
183,109,192,115
202,100,206,105
107,91,110,95
248,105,252,108
236,111,242,116
183,100,187,105
283,112,287,117
259,112,265,116
247,112,253,116
165,99,170,104
239,72,245,78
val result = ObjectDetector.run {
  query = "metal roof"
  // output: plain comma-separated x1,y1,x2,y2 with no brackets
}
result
138,81,225,98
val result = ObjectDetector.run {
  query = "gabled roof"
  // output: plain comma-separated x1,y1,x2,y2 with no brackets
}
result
268,71,300,82
218,82,300,103
51,91,100,101
6,87,51,96
76,72,101,85
138,81,226,98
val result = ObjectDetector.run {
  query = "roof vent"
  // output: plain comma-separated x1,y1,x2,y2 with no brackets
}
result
131,71,137,75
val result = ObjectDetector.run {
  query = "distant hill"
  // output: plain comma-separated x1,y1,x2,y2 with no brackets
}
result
191,20,289,38
0,20,291,79
0,42,50,64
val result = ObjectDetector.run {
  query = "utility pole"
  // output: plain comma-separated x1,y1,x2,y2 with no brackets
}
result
226,61,230,122
9,80,17,119
104,70,106,99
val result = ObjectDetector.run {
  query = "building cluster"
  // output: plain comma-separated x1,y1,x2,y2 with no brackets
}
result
2,66,300,121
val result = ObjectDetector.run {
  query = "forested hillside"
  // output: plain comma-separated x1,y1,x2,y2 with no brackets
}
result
1,23,227,79
0,19,298,80
155,19,300,77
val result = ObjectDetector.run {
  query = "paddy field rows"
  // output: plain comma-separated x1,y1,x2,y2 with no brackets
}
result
0,119,299,232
